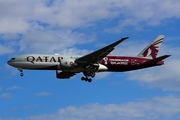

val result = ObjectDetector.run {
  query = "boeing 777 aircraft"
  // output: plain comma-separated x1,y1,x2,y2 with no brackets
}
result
7,35,170,82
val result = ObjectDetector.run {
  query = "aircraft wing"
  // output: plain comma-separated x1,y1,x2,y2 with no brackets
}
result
75,37,129,64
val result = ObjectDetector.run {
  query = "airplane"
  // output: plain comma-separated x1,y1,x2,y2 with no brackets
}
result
7,35,170,82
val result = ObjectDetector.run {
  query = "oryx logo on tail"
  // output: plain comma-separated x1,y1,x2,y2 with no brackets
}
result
137,35,164,59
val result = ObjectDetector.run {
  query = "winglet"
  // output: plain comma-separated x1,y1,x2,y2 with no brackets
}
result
110,37,129,47
122,37,129,40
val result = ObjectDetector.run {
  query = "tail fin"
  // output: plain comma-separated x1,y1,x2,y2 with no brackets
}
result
137,35,164,59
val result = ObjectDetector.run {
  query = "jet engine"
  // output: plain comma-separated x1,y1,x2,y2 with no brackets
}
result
98,64,108,71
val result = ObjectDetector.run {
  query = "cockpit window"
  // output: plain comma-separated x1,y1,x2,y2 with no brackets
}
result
11,58,15,60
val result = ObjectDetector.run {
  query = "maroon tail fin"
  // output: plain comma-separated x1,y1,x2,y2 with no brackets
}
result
137,35,164,59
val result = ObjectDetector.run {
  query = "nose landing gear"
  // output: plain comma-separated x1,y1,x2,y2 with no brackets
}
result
18,69,24,77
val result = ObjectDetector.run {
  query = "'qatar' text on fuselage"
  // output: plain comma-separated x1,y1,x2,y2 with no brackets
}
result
26,56,63,63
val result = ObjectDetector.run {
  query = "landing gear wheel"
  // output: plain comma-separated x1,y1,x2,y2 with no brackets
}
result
81,71,95,82
20,73,24,77
84,77,88,82
81,77,85,81
88,78,92,82
18,69,24,77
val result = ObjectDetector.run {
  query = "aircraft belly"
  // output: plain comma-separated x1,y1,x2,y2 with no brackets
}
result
106,64,154,72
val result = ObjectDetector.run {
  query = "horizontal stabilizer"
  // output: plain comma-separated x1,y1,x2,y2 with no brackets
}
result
143,55,171,65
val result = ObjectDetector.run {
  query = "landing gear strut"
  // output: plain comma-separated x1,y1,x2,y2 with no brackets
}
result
81,71,95,82
18,69,24,77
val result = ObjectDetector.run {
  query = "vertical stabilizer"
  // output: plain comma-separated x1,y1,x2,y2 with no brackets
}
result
137,35,164,59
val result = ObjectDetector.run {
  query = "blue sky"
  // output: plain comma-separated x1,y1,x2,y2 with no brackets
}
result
1,0,180,119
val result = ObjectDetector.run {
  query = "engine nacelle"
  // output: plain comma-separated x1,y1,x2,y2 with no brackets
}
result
98,63,108,71
85,63,108,71
59,58,76,70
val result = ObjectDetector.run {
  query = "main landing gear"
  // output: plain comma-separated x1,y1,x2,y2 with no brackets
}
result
81,64,98,82
18,69,24,77
81,71,95,83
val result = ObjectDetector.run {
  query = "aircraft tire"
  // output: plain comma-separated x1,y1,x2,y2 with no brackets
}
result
81,77,85,81
20,73,24,77
85,78,88,82
88,78,92,82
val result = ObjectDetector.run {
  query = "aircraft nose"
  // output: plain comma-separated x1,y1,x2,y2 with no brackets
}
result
7,60,11,65
7,60,13,66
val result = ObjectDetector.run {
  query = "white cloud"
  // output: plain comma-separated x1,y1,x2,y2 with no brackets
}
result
7,86,21,90
112,40,148,56
0,18,29,33
60,47,92,56
0,33,20,41
128,58,180,91
0,0,180,34
1,96,180,120
0,44,14,55
18,30,95,54
104,0,180,32
0,0,120,33
0,92,12,99
95,72,111,80
36,92,52,96
0,0,180,55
